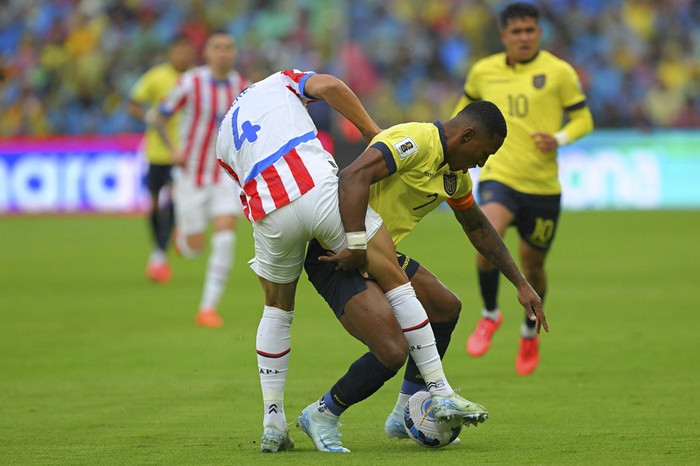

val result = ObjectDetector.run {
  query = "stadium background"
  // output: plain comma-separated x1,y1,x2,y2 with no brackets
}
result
2,0,699,134
1,0,699,214
1,1,699,464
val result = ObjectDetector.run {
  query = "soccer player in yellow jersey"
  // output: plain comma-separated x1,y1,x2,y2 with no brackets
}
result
128,35,194,284
453,3,594,375
301,101,548,447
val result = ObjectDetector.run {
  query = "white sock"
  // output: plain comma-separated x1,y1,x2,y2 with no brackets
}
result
149,249,166,264
385,283,453,396
482,308,501,321
176,230,201,258
392,392,411,417
257,306,294,430
520,322,537,339
198,231,234,312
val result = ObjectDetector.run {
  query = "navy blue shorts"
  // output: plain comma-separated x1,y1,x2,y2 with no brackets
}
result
145,164,173,195
478,180,561,251
304,238,420,319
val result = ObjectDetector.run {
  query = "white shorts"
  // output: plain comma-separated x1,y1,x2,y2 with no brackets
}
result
172,168,243,235
250,175,382,284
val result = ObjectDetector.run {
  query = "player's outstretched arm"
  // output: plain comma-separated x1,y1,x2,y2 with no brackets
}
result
303,74,381,143
451,202,549,333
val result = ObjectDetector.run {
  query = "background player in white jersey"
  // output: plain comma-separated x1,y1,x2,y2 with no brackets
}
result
218,70,499,454
153,31,249,328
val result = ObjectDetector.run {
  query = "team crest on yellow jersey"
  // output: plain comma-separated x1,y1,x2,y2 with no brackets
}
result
533,74,546,89
443,173,457,196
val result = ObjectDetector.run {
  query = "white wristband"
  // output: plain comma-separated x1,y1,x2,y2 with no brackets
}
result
144,108,158,126
346,231,367,250
554,131,570,147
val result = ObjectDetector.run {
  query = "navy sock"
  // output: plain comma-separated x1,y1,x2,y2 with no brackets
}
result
523,291,545,329
478,269,500,311
323,352,397,417
155,203,174,251
402,320,458,390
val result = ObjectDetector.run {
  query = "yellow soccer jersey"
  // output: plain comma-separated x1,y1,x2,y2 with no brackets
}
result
368,121,474,246
458,50,587,194
130,63,182,165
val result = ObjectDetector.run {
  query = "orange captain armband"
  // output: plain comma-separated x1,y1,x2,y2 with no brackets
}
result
446,193,474,210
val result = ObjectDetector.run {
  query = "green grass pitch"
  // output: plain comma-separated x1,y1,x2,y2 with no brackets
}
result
1,210,699,465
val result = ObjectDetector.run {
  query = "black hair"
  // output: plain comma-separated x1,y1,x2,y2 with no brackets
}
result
208,29,233,39
457,101,507,140
169,33,192,47
499,2,540,29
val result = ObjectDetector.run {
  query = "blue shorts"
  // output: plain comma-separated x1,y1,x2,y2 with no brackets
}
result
478,180,561,251
304,238,420,319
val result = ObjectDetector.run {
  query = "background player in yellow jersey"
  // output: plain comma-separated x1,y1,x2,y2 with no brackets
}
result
303,101,548,446
128,35,194,284
453,3,593,375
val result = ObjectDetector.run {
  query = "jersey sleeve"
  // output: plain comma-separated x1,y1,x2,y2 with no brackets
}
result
452,62,483,116
129,72,151,104
279,69,317,103
463,64,482,102
559,62,587,110
446,192,474,210
369,125,425,176
446,171,474,208
159,74,190,117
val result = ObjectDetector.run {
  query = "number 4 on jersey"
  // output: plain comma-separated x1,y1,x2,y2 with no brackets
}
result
231,107,261,150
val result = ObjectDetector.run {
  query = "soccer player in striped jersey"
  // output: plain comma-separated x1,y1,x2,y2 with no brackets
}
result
218,70,500,453
128,34,194,284
304,101,548,447
453,3,593,375
153,31,249,328
217,68,381,452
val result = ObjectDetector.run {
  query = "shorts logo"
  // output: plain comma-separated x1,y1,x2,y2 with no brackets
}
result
443,173,457,196
393,137,418,159
533,74,546,89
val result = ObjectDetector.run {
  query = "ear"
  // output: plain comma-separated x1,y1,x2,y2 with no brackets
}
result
461,127,474,143
499,28,507,45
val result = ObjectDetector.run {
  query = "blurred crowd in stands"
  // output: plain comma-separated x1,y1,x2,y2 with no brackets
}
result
1,0,699,137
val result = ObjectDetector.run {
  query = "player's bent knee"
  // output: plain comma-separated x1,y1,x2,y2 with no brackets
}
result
440,293,462,320
374,339,408,372
424,289,462,322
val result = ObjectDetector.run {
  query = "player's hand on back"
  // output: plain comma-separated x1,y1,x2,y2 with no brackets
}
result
318,249,369,279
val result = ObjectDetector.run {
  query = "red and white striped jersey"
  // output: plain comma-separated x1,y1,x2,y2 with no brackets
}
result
160,65,249,187
216,70,338,222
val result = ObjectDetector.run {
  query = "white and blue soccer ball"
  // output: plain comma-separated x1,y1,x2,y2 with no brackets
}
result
403,390,462,448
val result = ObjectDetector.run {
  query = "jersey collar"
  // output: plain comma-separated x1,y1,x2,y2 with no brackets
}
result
433,121,448,167
505,50,540,67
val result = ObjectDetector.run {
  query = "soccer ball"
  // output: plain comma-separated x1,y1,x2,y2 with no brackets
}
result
403,390,462,448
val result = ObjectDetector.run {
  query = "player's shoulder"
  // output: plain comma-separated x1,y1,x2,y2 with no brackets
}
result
375,122,436,160
381,121,434,143
135,62,166,82
181,65,209,80
537,50,577,73
472,53,508,72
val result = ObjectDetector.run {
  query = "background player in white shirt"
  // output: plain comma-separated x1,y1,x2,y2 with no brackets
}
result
153,31,249,328
218,70,500,453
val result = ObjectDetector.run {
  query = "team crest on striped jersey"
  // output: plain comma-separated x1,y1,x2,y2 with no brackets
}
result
443,173,457,196
533,74,546,89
